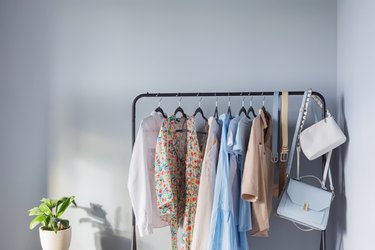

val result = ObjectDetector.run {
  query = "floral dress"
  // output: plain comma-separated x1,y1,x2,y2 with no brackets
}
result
155,116,208,250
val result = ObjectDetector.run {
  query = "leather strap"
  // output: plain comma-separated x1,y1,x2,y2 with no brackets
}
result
286,90,310,176
278,91,288,195
280,91,289,162
272,91,280,163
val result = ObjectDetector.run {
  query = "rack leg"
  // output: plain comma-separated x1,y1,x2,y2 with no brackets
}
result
131,210,137,250
320,230,326,250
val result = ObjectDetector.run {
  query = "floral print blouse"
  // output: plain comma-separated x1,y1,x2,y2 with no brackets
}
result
155,115,208,250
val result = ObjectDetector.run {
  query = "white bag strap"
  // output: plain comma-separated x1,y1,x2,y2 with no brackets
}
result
296,145,334,192
286,90,310,176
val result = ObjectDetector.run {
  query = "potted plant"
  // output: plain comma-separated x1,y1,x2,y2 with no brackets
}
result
28,196,77,250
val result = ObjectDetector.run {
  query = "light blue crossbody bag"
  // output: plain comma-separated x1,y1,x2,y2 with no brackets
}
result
276,89,334,231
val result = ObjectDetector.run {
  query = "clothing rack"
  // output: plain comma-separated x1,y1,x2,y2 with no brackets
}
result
131,91,327,250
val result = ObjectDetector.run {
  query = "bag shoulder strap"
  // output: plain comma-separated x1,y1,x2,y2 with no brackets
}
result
285,90,310,176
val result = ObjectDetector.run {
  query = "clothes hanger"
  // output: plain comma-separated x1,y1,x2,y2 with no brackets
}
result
154,95,167,118
193,94,208,121
247,92,257,118
238,93,251,119
227,93,232,118
261,93,267,113
213,94,219,122
173,95,187,118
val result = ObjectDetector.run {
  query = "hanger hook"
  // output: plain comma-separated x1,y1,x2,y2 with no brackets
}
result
197,93,203,108
228,93,231,107
262,92,265,106
249,92,253,106
176,93,182,107
158,97,163,107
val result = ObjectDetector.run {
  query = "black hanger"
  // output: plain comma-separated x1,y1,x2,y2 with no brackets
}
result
193,96,208,121
174,96,187,118
154,96,167,118
238,95,251,119
227,94,232,118
214,95,219,122
261,94,267,113
247,93,257,118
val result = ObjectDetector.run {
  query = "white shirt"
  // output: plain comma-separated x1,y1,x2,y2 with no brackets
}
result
191,117,221,250
127,111,167,237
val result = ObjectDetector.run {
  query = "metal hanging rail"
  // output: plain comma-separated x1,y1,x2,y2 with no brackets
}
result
130,91,327,250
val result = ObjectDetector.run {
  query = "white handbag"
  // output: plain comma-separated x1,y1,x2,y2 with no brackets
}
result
299,96,347,160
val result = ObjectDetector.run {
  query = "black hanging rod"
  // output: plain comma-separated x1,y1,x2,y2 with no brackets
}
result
132,91,326,121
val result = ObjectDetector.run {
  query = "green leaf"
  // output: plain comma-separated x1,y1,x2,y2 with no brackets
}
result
56,200,63,213
29,215,46,230
41,198,57,209
41,216,50,227
40,198,50,203
39,203,52,215
28,207,42,216
57,196,75,218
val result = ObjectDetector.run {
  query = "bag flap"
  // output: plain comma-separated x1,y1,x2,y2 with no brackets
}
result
286,179,332,211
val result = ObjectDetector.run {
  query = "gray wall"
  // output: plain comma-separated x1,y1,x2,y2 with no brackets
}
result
0,0,337,249
334,1,375,250
0,1,51,249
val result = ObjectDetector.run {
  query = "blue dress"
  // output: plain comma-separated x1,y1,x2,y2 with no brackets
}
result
209,113,239,250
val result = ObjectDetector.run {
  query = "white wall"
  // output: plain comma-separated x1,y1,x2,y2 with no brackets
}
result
0,1,337,250
334,1,375,249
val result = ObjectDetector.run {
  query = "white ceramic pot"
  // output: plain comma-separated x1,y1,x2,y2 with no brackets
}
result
39,227,72,250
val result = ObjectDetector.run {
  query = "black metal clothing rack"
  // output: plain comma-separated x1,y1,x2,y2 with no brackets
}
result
131,91,327,250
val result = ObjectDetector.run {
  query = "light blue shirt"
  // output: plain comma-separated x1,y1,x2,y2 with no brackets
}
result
229,116,250,250
233,116,253,249
209,113,239,250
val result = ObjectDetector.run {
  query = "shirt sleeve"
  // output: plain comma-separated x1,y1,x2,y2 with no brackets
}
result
127,120,152,237
241,122,259,202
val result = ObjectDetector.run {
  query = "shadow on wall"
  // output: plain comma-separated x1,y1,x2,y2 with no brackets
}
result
329,94,348,250
77,203,131,250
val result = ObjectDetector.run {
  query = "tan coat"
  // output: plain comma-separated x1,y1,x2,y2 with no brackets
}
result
241,109,273,237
